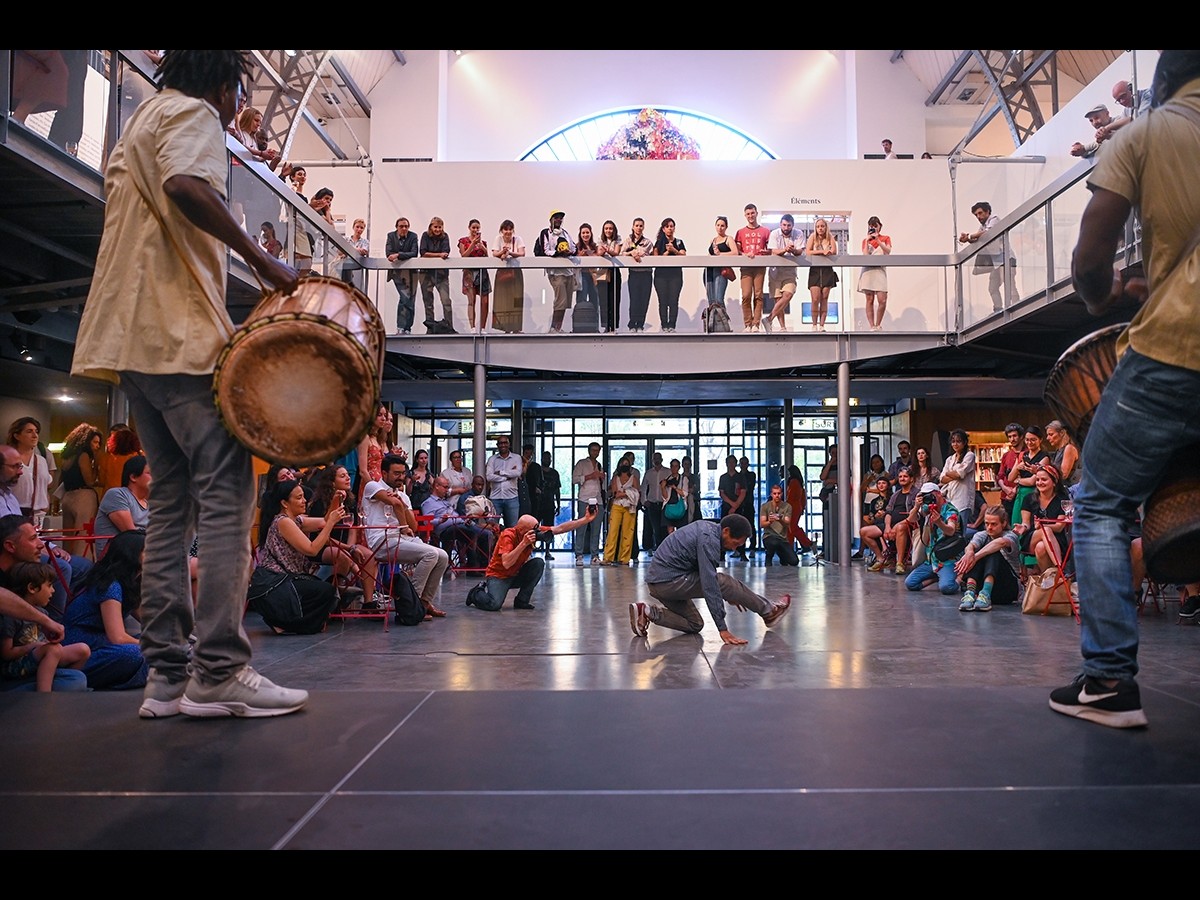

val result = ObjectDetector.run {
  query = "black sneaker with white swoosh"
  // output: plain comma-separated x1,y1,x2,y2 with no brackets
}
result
1049,675,1149,728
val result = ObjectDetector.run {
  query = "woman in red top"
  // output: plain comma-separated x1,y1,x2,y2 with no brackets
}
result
459,218,491,333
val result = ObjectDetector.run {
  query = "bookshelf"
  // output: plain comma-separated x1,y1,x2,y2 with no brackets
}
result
971,431,1009,507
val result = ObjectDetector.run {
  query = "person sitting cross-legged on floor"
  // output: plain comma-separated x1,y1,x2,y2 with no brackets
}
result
903,483,964,595
953,505,1025,612
469,508,597,611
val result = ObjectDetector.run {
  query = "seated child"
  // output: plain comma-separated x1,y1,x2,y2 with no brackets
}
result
1,561,90,692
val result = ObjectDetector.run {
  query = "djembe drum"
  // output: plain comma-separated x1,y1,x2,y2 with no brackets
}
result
214,276,385,467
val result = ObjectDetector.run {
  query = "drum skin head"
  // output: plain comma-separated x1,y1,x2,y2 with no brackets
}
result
215,317,376,467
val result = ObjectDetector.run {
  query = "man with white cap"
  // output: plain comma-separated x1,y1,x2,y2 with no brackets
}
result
535,210,575,333
902,482,963,595
1070,104,1116,158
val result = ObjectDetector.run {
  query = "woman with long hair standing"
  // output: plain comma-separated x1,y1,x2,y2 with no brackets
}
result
652,217,686,333
785,464,814,551
857,216,891,331
58,423,103,556
938,429,978,524
576,223,603,329
596,220,623,332
912,446,940,486
491,219,526,333
705,216,737,310
805,217,839,332
458,218,491,333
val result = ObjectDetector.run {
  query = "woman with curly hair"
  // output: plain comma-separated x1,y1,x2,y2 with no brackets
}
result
59,422,102,556
97,423,143,496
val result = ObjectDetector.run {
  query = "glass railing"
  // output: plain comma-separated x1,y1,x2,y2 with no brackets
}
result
4,51,1138,344
4,49,113,171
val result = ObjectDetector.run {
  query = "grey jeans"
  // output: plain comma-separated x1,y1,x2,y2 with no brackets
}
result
647,573,773,634
122,372,254,687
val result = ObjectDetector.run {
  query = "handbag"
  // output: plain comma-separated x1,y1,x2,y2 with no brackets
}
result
249,567,337,634
663,488,687,523
719,266,736,281
1021,568,1073,616
932,530,967,561
466,579,502,612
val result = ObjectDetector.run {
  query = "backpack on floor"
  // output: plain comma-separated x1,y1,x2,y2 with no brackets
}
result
389,570,426,626
703,300,731,334
572,299,600,333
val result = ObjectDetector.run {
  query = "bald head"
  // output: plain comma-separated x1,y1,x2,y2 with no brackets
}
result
1112,80,1135,108
515,514,540,534
0,445,20,486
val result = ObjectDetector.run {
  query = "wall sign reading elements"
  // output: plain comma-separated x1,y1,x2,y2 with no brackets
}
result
790,198,822,205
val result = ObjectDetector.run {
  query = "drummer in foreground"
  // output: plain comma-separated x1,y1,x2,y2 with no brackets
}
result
72,51,304,719
1048,50,1200,730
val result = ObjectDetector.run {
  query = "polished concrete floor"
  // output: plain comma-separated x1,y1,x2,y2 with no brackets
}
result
3,553,1200,850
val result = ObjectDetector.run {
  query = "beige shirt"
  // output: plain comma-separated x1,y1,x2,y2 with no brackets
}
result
1088,77,1200,373
72,89,233,382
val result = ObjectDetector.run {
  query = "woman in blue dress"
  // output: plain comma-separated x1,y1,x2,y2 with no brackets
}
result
64,530,148,690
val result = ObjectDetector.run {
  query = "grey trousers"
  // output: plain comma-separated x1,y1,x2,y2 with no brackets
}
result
647,572,773,634
123,372,254,687
376,535,449,603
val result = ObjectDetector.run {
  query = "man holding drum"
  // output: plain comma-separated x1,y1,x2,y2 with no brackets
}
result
1049,51,1200,729
72,51,305,719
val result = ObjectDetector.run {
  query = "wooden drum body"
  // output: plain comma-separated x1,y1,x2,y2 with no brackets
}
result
214,276,385,467
1043,324,1124,448
1045,324,1200,584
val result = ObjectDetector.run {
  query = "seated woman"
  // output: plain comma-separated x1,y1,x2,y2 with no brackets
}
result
307,465,381,607
1013,463,1070,573
63,530,148,690
93,455,151,557
251,479,343,634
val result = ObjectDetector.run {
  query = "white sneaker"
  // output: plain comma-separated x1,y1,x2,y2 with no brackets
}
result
575,556,584,567
591,557,602,566
179,665,308,718
139,667,186,719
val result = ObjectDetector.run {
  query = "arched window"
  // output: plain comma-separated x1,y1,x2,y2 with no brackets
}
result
520,108,775,161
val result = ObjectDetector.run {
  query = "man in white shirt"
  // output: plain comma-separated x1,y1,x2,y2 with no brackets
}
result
571,442,605,566
958,201,1013,312
485,435,522,528
363,454,449,615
